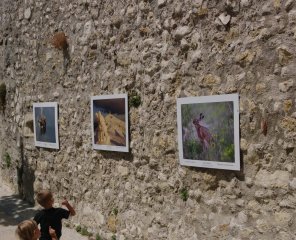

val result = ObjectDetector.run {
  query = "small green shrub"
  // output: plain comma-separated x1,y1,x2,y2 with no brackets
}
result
96,234,102,240
129,90,141,108
76,225,93,237
180,188,189,202
111,235,116,240
4,152,11,168
75,225,81,233
112,208,118,216
81,227,92,236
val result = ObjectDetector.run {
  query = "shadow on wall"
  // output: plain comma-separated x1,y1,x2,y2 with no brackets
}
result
17,165,35,204
0,194,37,227
17,136,35,204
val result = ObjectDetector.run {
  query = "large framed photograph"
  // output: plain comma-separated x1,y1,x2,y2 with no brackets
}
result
177,94,240,171
33,102,59,149
91,94,129,152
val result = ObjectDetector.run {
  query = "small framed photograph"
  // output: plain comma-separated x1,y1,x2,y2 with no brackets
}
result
33,102,59,149
91,94,129,152
177,94,240,171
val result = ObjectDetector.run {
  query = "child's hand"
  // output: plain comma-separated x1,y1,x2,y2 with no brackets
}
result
49,226,57,238
61,198,76,216
61,198,69,206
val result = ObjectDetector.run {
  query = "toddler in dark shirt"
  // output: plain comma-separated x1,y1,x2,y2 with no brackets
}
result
33,190,76,240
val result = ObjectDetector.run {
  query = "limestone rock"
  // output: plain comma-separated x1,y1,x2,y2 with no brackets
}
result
279,79,294,92
274,211,293,227
241,0,252,8
274,0,281,11
262,2,273,15
18,8,24,20
277,46,293,65
24,8,31,20
255,170,290,189
158,0,166,8
117,166,129,177
285,0,295,11
53,91,59,98
281,64,296,77
235,50,256,65
174,26,191,40
289,178,296,189
279,197,296,208
218,13,231,25
278,231,294,240
79,20,93,45
188,50,202,63
280,117,296,132
240,138,248,151
256,219,270,233
201,74,221,87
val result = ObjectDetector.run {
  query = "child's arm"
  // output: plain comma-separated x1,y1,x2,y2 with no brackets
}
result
62,198,76,216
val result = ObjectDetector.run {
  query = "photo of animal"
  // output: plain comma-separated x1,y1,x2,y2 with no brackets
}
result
192,113,214,152
33,102,59,149
181,101,235,162
37,111,47,135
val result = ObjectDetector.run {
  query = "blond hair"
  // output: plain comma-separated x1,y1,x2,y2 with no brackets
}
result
15,220,38,240
36,190,52,207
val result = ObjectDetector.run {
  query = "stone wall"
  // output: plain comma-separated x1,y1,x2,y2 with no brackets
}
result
1,0,296,239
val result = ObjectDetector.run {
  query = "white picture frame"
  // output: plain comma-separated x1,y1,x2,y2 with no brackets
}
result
91,94,129,152
177,94,240,171
33,102,59,149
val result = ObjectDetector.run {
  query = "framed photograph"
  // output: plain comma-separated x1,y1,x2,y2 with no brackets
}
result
177,94,240,171
91,94,129,152
33,102,59,149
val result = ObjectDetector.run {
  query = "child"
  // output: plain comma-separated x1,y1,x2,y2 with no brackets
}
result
34,190,76,240
16,219,58,240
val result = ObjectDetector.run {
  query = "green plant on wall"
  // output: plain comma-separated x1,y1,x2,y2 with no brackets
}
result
111,235,116,240
76,225,92,237
81,227,92,237
96,234,102,240
129,90,141,108
3,152,11,168
75,225,81,233
112,208,118,216
180,188,189,201
0,83,6,112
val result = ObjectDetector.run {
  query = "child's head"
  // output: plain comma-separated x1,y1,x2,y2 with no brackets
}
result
36,190,54,208
16,219,40,240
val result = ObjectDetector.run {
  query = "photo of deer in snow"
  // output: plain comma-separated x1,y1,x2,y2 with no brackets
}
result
177,94,240,170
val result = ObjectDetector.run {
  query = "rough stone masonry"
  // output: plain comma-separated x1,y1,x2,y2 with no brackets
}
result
0,0,296,239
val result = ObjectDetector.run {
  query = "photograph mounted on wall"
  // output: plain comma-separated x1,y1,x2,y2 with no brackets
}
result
91,94,129,152
33,102,59,149
177,94,240,171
